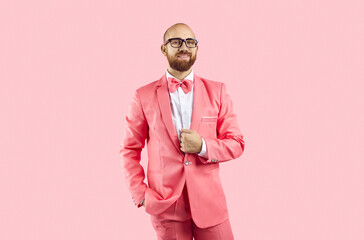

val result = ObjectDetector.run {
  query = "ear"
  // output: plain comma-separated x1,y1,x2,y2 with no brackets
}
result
161,44,167,56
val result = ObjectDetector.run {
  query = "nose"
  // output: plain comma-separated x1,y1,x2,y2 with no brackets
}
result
179,40,189,50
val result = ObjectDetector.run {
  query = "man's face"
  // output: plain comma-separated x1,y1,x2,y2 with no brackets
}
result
162,29,198,72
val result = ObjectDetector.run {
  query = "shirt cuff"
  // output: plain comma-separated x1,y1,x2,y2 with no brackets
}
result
197,137,208,158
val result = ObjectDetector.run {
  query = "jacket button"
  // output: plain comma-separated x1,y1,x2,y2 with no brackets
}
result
184,161,190,166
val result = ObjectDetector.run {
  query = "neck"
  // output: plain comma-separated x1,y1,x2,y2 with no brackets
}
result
167,67,192,81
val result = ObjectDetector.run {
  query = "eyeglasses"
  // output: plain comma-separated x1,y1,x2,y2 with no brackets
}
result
163,38,199,48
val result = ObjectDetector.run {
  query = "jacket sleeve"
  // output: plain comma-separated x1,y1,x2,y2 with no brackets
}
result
119,89,148,208
198,82,245,164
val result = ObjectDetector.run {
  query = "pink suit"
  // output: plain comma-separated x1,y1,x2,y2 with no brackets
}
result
119,73,245,229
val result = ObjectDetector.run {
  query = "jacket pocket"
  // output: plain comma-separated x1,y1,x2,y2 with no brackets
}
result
201,116,218,122
200,116,218,138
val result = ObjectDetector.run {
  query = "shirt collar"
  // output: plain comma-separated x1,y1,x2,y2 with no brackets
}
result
166,69,194,83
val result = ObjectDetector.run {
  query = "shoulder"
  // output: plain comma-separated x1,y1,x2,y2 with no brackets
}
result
197,75,224,93
135,79,160,96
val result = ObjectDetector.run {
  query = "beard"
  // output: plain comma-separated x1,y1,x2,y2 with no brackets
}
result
167,53,197,72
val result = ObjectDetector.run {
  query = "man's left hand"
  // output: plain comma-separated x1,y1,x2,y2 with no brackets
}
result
179,128,203,153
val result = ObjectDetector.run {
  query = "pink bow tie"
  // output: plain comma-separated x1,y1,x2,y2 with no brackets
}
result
167,77,193,94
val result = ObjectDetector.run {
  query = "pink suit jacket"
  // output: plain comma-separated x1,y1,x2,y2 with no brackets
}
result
119,73,245,228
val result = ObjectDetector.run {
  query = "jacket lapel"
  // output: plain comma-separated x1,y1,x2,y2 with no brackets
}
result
156,73,205,155
190,74,205,133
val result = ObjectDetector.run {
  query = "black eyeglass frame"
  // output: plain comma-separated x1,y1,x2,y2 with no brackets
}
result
163,38,199,48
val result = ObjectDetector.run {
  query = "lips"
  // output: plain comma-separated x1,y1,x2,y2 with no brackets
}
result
177,54,190,59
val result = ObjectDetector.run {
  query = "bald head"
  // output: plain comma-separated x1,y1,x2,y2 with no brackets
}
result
163,23,196,43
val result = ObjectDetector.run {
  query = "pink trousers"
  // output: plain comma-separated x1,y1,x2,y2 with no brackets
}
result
149,183,234,240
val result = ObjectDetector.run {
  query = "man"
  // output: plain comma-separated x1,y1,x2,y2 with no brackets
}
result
119,23,245,239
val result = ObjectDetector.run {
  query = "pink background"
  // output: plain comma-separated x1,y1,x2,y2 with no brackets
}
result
1,0,363,239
